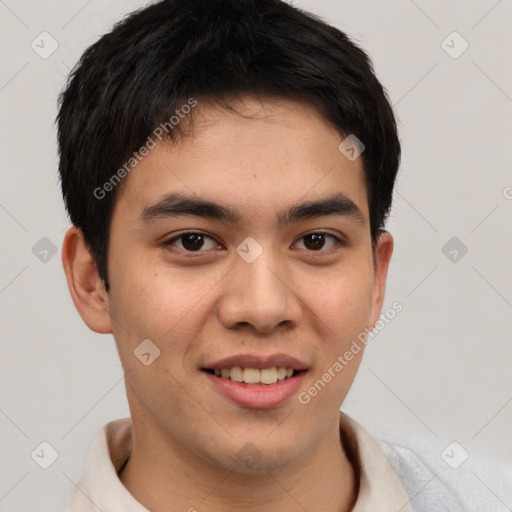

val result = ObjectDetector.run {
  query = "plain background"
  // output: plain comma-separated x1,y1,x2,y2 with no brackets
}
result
1,0,511,510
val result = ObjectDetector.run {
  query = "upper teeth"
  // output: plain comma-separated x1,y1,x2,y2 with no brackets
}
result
214,366,294,384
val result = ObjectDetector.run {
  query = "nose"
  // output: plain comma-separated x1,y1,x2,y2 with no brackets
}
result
217,245,303,334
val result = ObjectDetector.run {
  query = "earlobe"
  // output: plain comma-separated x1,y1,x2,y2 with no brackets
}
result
61,226,113,334
368,230,394,330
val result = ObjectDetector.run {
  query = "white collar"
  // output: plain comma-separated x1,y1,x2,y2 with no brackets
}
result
65,412,412,511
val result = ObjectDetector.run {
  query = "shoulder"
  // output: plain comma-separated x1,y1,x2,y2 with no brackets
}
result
376,439,466,512
376,438,512,512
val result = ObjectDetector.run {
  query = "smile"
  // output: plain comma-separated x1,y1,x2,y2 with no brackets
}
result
204,366,298,385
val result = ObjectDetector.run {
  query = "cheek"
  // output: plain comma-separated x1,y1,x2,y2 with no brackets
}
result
307,265,374,343
299,271,372,412
108,262,220,359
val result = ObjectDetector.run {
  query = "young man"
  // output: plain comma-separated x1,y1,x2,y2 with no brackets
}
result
58,0,465,510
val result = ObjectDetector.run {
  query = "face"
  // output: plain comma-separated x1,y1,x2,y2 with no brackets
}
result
74,96,393,474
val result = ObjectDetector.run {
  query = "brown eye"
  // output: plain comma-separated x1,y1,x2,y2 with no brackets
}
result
180,233,206,251
164,232,220,252
295,232,343,252
303,233,327,251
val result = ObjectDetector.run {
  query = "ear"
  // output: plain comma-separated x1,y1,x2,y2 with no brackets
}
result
61,226,113,334
368,230,394,329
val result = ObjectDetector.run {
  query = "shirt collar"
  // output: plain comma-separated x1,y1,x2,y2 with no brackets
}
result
339,412,413,511
66,412,412,512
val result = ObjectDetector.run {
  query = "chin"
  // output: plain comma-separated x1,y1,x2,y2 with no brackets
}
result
201,440,304,475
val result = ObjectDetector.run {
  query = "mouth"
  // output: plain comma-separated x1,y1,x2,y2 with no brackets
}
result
202,366,305,385
200,354,308,409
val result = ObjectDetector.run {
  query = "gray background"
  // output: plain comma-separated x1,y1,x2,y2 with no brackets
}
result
1,0,511,510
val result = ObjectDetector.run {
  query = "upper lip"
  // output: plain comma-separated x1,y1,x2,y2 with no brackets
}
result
203,353,309,371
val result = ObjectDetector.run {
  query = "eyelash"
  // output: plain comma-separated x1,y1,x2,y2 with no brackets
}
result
162,231,346,255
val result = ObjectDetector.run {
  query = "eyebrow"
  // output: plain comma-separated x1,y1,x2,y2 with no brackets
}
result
139,192,365,227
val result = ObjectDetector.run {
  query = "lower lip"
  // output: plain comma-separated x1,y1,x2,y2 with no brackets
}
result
203,371,306,409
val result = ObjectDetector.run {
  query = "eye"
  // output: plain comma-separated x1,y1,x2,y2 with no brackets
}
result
162,231,345,254
294,232,344,252
163,232,221,253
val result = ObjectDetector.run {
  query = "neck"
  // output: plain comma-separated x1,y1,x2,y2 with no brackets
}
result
118,413,358,512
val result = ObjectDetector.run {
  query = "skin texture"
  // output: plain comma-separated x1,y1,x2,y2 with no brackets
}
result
62,96,393,511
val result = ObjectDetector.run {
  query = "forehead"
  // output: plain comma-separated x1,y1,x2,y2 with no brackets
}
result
112,96,369,226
